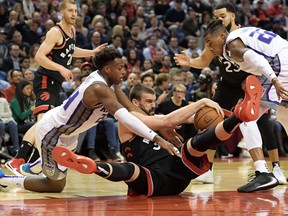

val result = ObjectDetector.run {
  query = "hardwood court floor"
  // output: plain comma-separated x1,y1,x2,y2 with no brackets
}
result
1,157,288,215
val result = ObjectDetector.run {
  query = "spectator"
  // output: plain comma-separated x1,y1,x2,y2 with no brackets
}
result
20,57,30,72
22,69,34,83
80,61,93,76
10,31,30,58
140,72,155,88
3,69,23,103
10,80,35,135
0,90,19,153
2,44,21,74
22,0,36,20
0,28,8,80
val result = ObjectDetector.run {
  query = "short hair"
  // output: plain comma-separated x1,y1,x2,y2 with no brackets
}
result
172,83,186,92
93,47,122,70
155,73,169,86
129,83,155,101
140,72,155,83
215,2,236,13
204,19,227,37
60,0,76,10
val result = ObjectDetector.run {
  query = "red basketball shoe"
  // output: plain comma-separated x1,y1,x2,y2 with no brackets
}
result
5,158,25,176
234,75,263,122
52,146,97,174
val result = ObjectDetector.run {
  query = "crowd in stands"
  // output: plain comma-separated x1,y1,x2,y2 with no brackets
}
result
0,0,288,162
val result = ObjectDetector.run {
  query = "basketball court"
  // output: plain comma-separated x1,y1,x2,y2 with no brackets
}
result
1,157,288,215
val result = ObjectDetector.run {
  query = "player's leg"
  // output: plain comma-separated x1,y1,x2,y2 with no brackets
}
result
257,112,287,184
1,118,70,192
5,124,36,176
276,102,288,136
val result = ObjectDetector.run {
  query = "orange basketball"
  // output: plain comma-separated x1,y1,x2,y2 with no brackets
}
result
194,106,224,131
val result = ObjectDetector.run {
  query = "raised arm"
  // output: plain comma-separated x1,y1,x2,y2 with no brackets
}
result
73,43,108,58
228,38,288,100
84,83,181,156
174,45,215,69
130,98,224,131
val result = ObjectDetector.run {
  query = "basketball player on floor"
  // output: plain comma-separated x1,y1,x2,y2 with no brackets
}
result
0,48,182,192
0,73,272,194
174,2,286,192
5,0,107,175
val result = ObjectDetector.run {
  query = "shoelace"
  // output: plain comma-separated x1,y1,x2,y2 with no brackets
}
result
247,172,257,182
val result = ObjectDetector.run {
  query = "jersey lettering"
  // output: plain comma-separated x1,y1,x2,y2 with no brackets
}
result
142,138,161,150
249,29,277,44
218,56,241,73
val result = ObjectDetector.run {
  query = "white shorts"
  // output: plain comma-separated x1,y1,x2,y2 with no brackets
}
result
259,48,288,110
35,113,78,180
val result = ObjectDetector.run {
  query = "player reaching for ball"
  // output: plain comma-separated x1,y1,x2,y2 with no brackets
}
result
0,75,275,195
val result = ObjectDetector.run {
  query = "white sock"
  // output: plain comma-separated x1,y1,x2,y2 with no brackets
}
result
254,160,270,173
0,175,26,188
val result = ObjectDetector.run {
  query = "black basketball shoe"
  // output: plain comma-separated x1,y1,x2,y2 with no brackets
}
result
237,171,279,193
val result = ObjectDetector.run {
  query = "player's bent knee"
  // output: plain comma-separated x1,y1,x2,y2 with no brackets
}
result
46,177,66,192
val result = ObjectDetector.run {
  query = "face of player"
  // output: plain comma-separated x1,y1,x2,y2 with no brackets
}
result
204,31,226,56
138,92,156,115
106,58,125,85
213,8,235,32
61,3,78,25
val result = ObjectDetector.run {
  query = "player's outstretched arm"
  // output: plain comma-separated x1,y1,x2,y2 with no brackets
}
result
131,98,223,130
174,46,214,69
73,43,108,58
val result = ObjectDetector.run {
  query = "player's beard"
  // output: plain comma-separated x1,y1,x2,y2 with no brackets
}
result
225,21,232,32
140,104,155,116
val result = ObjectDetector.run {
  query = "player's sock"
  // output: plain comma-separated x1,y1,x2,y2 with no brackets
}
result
223,114,242,133
15,141,33,159
254,160,270,173
0,174,26,188
272,161,280,168
95,162,135,181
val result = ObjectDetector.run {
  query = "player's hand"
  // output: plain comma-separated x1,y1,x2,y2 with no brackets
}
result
273,79,288,100
174,51,190,67
159,128,184,148
200,98,224,117
94,43,108,54
153,135,182,158
60,67,73,82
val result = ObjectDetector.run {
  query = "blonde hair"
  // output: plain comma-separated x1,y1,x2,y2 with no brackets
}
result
91,15,104,28
112,25,123,37
60,0,76,10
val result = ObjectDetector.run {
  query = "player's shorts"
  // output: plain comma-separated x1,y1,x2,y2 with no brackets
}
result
33,73,62,116
259,49,288,110
213,80,244,110
35,112,78,180
127,141,209,196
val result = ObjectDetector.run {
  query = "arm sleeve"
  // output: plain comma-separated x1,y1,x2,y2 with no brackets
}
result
242,49,277,81
114,108,157,141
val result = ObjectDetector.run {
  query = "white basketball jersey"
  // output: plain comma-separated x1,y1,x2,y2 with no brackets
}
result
223,27,287,76
47,71,111,136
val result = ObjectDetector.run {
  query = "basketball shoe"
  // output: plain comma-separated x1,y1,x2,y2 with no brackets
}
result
194,170,214,184
5,158,25,176
237,171,278,193
20,163,42,176
0,169,8,191
234,75,263,122
52,146,97,174
272,165,287,185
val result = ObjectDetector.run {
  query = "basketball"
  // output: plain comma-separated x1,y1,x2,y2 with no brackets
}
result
194,106,224,131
